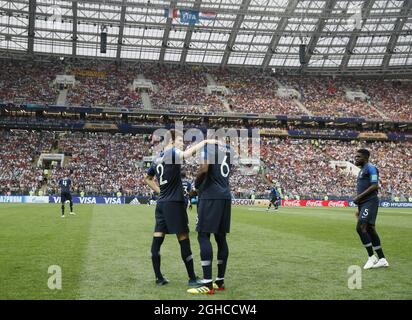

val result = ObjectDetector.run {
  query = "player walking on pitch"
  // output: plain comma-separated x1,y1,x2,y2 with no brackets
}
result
267,184,280,212
354,149,389,269
58,169,75,218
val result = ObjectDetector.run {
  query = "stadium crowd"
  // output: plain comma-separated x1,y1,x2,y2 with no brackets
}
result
66,61,144,109
1,129,410,201
48,132,153,196
0,130,54,194
261,137,354,199
1,59,410,121
0,60,62,105
279,75,412,120
262,138,411,200
278,75,383,119
362,80,412,121
211,68,304,116
321,139,412,200
143,64,226,114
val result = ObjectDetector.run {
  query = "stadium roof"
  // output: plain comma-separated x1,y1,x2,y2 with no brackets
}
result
0,0,411,75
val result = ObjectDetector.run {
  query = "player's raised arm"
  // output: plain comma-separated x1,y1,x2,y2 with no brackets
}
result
194,140,219,188
181,139,217,160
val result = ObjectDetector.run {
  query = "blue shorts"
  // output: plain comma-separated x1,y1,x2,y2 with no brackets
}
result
358,198,379,225
270,196,279,204
154,201,189,234
196,199,231,234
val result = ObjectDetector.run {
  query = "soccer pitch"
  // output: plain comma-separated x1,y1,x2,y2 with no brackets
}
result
1,203,411,300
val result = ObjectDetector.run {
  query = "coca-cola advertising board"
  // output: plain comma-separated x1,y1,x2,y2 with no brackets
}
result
282,200,348,207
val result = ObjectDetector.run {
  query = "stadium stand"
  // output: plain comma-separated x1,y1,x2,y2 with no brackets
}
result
1,129,410,201
1,60,410,120
0,60,410,200
0,130,54,194
0,60,62,105
66,61,144,109
143,64,226,114
210,68,304,115
262,138,411,201
50,132,153,196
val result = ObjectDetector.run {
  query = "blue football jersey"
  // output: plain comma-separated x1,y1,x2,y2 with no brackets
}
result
147,147,185,203
198,143,234,200
357,163,379,203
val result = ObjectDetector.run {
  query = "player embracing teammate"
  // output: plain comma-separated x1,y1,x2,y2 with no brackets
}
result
145,128,237,294
144,129,217,287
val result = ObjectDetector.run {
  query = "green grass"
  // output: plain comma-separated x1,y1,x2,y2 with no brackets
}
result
0,203,411,300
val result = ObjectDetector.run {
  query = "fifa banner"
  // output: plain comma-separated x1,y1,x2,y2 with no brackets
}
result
282,200,349,207
179,9,199,24
0,196,49,203
49,196,125,205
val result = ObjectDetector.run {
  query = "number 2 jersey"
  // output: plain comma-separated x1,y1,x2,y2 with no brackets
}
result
197,143,234,200
147,147,185,203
